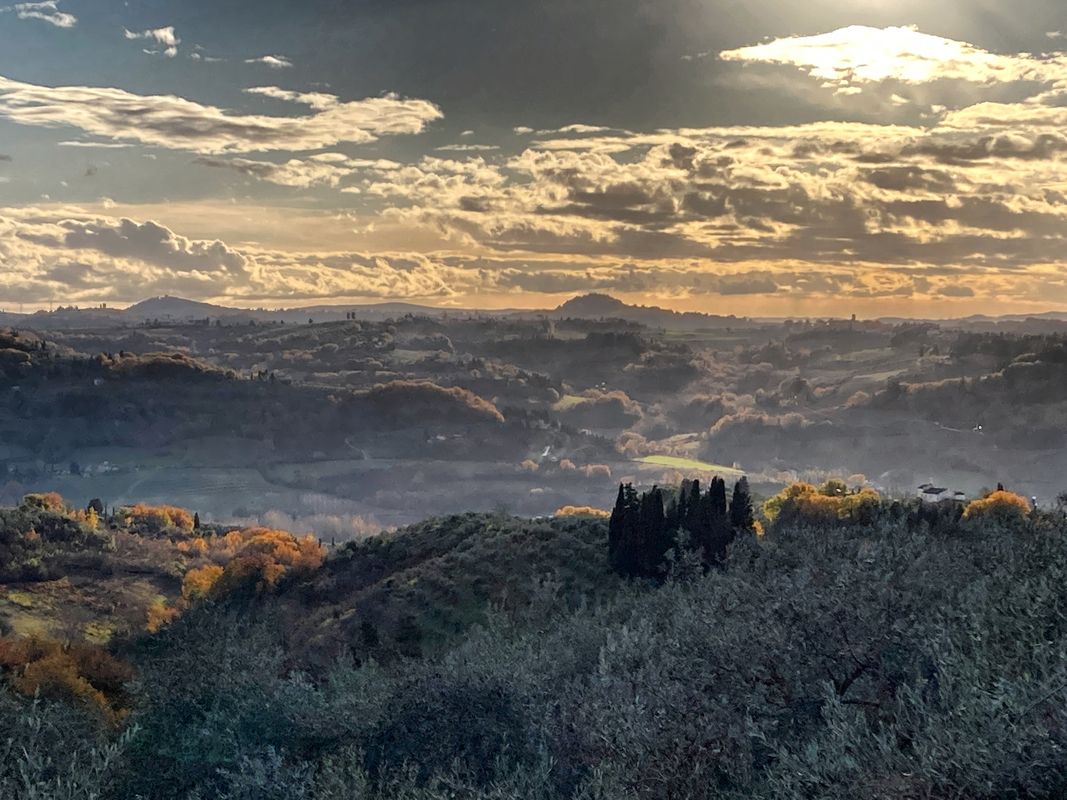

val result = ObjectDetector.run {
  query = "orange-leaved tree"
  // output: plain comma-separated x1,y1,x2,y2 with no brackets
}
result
0,636,133,725
147,528,325,631
764,481,882,528
963,491,1032,527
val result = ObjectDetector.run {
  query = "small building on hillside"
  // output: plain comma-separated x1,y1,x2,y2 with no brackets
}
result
918,483,968,504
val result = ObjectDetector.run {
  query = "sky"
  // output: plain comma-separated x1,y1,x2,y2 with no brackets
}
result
3,0,1067,316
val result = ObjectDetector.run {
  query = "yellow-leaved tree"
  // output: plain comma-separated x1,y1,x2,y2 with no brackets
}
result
963,491,1032,527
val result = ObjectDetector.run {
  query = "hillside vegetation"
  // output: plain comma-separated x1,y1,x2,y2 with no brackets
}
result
1,482,1066,798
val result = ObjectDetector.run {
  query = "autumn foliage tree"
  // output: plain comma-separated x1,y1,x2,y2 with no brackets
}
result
0,636,133,725
122,504,195,537
963,490,1033,527
148,527,326,631
764,481,882,529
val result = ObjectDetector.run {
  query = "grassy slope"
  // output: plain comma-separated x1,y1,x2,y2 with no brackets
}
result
635,454,744,475
278,512,618,663
0,530,185,642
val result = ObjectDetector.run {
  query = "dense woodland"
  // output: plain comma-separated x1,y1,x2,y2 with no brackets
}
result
1,479,1066,798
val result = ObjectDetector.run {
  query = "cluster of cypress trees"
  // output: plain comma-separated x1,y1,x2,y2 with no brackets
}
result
608,477,755,578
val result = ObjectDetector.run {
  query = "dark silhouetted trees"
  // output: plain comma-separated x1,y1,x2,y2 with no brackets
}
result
730,476,755,535
609,477,752,577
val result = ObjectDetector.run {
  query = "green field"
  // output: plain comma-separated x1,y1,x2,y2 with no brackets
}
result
635,455,744,476
552,394,588,411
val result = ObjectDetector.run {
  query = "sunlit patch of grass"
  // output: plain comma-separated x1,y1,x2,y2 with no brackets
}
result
552,394,587,411
83,620,115,644
4,591,35,609
635,455,744,475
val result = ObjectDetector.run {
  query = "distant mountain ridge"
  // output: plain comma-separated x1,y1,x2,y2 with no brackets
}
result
2,293,1067,331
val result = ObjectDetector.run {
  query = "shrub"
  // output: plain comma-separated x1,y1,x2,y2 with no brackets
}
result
22,492,66,513
122,504,196,537
554,506,610,518
963,490,1032,527
764,481,882,528
0,637,133,725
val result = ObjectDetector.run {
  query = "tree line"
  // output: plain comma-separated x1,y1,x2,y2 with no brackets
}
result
609,476,755,578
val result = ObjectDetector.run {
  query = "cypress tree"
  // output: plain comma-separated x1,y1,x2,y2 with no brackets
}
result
676,482,689,532
707,477,733,563
608,484,627,573
685,479,702,536
730,477,755,535
619,484,642,577
665,494,680,537
639,486,670,576
709,477,727,516
692,485,714,560
606,483,642,577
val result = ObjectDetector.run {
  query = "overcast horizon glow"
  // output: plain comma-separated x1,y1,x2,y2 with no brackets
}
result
3,1,1067,317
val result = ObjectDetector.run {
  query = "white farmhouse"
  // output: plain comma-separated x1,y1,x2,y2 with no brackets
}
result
918,483,966,503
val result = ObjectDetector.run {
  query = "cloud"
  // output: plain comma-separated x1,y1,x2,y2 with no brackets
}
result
0,154,10,161
243,85,337,111
245,55,293,69
3,203,1065,312
1,0,75,28
938,284,975,297
0,75,443,153
0,208,256,302
58,140,135,149
124,25,180,58
434,143,500,152
16,215,246,273
720,26,1067,94
193,153,387,188
323,107,1067,279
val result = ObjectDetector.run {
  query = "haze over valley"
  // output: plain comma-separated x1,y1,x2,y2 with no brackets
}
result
5,2,1067,798
3,294,1066,535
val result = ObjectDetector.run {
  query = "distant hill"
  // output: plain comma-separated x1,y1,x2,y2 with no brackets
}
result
6,292,1067,332
1,297,503,329
125,296,242,321
553,293,756,330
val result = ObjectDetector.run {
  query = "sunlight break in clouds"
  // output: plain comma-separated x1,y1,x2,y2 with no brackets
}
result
1,0,75,28
0,76,443,153
720,25,1067,92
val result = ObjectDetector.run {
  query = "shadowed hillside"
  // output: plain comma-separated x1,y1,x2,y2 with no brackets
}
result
2,481,1067,799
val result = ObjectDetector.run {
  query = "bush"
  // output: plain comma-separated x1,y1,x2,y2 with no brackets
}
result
0,637,133,725
122,504,195,537
963,490,1032,527
764,481,881,528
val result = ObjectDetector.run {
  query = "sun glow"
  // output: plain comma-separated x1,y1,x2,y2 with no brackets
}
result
721,25,1065,90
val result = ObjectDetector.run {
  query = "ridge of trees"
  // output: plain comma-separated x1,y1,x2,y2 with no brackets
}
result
608,476,755,577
